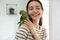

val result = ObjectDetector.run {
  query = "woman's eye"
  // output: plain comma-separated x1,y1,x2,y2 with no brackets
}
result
36,8,40,10
36,7,40,10
29,8,33,10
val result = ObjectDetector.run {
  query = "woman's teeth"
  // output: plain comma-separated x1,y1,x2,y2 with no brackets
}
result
33,13,40,17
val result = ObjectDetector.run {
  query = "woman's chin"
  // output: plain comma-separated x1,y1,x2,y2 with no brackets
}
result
32,17,39,20
32,16,41,20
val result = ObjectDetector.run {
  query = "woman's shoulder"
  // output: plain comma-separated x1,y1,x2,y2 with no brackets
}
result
15,24,30,40
18,24,30,32
40,26,47,32
40,26,47,39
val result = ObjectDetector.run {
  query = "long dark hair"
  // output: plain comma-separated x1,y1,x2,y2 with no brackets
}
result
26,0,43,26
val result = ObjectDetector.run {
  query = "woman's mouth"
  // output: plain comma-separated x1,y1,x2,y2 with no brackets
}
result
32,13,40,17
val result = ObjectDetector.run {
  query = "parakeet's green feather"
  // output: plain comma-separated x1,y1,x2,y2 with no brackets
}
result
18,10,29,28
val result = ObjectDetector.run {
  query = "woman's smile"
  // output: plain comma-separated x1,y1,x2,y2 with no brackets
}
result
32,13,40,17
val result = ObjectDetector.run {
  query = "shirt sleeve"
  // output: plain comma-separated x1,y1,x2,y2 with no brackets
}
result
15,24,29,40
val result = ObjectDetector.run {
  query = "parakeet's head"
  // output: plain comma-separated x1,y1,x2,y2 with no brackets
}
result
19,10,29,19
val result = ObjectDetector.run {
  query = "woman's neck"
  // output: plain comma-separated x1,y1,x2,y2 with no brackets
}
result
32,19,40,29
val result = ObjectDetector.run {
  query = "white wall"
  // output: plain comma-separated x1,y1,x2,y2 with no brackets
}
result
50,0,60,40
0,0,29,40
0,0,49,40
41,0,49,39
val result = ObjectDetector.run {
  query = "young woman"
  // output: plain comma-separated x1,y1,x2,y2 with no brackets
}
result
15,0,47,40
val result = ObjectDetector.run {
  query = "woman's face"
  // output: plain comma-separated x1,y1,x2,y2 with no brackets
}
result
28,1,43,21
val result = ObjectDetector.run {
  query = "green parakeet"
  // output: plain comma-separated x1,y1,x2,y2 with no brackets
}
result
18,10,29,28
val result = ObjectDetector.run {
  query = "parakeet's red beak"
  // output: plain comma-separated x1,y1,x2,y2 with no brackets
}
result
19,11,22,16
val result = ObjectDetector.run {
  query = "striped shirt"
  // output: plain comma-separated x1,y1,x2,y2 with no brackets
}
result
15,24,47,40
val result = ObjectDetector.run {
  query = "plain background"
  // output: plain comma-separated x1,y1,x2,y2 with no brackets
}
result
50,0,60,40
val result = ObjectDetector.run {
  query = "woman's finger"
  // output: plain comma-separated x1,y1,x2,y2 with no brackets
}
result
24,19,33,26
24,21,31,29
26,19,32,24
24,20,28,23
24,20,35,30
24,21,29,26
24,20,30,25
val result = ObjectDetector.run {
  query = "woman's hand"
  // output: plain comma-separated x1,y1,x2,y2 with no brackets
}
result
24,19,35,31
24,19,40,40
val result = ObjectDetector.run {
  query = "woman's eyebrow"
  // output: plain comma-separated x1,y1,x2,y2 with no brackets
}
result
28,5,41,9
36,6,41,7
28,6,33,8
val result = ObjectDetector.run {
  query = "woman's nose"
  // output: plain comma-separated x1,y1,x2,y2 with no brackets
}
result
33,8,37,13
